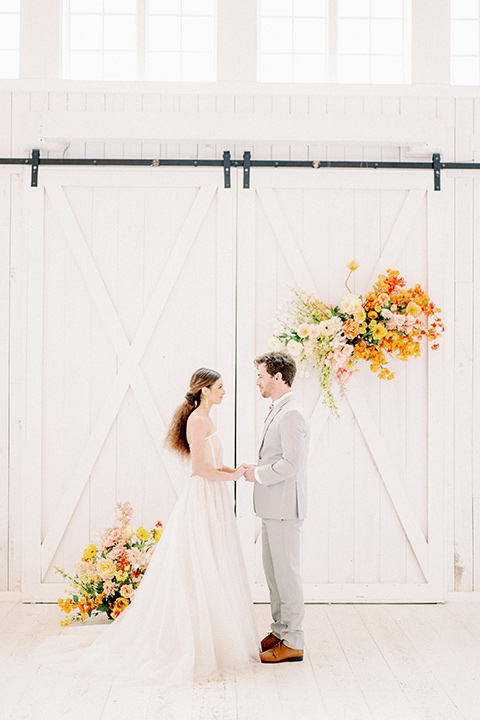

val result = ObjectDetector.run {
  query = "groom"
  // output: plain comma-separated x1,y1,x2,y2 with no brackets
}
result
244,351,310,663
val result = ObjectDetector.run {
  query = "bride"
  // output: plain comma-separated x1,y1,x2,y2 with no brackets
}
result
45,368,259,685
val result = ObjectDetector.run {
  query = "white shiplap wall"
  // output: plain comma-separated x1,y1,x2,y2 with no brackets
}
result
0,84,478,594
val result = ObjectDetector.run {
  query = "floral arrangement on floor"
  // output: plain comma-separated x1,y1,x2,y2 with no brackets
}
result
55,501,163,625
271,262,445,416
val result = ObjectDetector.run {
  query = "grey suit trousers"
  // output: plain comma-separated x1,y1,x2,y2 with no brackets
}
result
262,518,304,650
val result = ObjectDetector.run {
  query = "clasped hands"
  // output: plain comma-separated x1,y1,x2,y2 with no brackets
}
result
236,464,257,483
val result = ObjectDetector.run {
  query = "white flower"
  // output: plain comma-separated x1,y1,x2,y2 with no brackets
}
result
318,317,343,336
269,336,285,351
286,339,303,358
340,294,363,316
297,323,311,338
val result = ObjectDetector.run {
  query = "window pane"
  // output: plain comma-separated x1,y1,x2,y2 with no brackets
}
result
0,0,20,11
69,0,102,13
451,55,479,83
370,54,404,83
182,0,215,15
149,0,182,14
371,19,403,54
371,0,404,18
293,0,325,16
0,14,19,49
338,19,370,54
68,51,103,79
104,0,136,12
70,16,103,51
148,51,182,80
182,16,215,52
259,53,293,82
293,52,325,81
260,0,293,16
103,51,136,79
0,49,18,78
451,19,479,55
338,0,370,18
104,14,136,51
451,0,479,19
260,17,293,53
182,51,215,80
149,15,181,51
293,18,325,53
337,54,370,82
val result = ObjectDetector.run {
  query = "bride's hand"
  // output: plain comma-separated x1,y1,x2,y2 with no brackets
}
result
232,464,247,480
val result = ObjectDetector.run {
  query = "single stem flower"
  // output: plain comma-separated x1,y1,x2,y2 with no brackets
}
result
345,260,359,293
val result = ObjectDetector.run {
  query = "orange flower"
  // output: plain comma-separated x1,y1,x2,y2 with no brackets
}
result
406,301,422,317
343,318,362,339
111,598,130,619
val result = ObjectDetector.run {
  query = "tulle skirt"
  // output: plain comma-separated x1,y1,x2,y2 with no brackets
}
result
39,476,259,687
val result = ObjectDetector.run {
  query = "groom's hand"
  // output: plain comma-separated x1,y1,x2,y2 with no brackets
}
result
244,465,257,483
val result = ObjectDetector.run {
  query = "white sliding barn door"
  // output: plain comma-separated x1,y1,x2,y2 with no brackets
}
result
236,170,452,602
22,168,236,601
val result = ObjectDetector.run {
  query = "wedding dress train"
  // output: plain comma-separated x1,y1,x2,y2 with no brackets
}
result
41,432,259,686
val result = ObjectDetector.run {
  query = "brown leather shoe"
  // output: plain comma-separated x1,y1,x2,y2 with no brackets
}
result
260,632,281,652
260,641,303,663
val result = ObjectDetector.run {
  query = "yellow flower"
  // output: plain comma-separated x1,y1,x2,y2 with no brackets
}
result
82,543,97,561
97,558,116,579
136,526,151,542
112,597,130,616
353,307,366,323
346,260,359,272
406,301,421,317
372,324,387,340
154,528,163,543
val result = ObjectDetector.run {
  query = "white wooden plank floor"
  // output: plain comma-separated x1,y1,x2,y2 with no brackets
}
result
1,601,480,720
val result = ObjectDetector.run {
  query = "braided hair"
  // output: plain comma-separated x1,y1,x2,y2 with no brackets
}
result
165,368,220,456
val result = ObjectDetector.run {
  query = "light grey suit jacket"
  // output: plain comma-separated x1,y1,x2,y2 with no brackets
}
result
253,394,310,520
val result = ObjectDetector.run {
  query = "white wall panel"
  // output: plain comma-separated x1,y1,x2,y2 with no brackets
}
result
0,173,10,591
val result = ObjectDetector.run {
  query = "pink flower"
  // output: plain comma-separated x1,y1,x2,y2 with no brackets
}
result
103,581,117,597
108,544,127,561
103,527,122,548
120,584,135,600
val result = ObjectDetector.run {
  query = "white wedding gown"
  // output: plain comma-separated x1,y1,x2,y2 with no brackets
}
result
41,432,259,686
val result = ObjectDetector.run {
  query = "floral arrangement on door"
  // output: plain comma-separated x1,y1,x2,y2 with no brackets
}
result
271,263,445,416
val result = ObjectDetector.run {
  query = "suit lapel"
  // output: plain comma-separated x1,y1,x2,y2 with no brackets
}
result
259,395,294,455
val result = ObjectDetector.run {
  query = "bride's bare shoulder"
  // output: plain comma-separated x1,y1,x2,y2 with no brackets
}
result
186,411,208,440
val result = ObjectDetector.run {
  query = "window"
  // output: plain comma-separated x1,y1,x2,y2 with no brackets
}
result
258,0,411,84
63,0,216,81
451,0,480,85
148,0,216,81
0,0,20,79
258,0,327,83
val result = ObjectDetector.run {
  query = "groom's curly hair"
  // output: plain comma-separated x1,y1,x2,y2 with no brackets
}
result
255,351,297,387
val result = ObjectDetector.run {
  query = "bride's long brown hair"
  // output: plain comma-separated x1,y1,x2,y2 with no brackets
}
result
165,368,220,456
